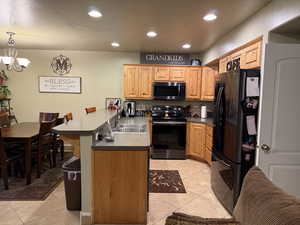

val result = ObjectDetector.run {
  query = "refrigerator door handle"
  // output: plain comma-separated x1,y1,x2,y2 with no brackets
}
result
215,87,224,126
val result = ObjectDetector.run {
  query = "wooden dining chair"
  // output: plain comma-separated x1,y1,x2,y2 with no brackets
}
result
85,107,96,114
39,112,59,122
64,112,73,122
0,129,24,190
32,120,56,178
39,112,65,166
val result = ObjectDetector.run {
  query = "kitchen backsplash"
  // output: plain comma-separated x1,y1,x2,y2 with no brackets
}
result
133,100,215,116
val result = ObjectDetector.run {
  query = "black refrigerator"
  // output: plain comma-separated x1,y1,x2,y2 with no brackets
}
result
211,69,260,214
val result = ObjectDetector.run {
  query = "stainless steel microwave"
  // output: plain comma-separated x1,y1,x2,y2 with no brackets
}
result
153,82,186,100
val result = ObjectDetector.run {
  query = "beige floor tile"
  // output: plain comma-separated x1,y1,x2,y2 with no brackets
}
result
0,206,23,225
148,194,178,225
0,158,231,225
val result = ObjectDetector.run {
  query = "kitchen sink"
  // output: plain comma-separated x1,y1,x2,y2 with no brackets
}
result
112,124,147,133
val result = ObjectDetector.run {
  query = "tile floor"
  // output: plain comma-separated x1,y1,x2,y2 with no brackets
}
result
0,159,230,225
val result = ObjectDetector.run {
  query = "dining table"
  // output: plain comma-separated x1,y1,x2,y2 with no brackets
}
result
2,122,40,185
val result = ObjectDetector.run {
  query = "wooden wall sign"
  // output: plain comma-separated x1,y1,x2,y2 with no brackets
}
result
39,76,81,93
140,52,191,65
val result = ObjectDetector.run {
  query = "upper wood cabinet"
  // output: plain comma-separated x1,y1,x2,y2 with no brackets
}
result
201,67,216,101
170,67,186,82
124,65,153,99
124,65,139,98
244,41,261,69
218,40,262,73
154,66,170,81
186,67,202,99
139,66,153,98
219,56,229,74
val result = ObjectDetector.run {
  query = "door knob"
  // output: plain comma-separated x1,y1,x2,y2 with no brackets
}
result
261,144,271,153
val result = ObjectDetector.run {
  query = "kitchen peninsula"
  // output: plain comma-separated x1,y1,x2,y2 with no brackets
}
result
53,110,151,225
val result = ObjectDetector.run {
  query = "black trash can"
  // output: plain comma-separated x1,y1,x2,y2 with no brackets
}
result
62,156,81,210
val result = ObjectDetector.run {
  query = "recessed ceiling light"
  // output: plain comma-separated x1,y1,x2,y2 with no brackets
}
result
182,43,191,49
111,42,120,47
88,10,102,18
147,31,157,38
203,13,217,21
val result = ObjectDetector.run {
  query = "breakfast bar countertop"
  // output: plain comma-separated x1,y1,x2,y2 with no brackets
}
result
52,109,118,135
92,117,151,150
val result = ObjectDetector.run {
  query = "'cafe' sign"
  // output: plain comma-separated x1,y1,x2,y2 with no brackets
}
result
140,52,191,65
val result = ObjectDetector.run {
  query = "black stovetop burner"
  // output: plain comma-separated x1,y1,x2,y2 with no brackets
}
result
151,105,186,121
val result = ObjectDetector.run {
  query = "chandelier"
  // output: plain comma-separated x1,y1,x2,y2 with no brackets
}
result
0,32,30,72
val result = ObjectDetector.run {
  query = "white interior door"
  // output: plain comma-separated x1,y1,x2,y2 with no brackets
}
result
258,43,300,198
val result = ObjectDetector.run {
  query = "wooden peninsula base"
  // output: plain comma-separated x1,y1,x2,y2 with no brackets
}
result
92,149,149,225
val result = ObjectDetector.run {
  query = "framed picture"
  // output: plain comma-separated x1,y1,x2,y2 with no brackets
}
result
39,76,81,93
105,98,122,110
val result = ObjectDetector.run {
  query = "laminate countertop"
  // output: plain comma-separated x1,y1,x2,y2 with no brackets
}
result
52,109,118,135
186,117,214,127
92,117,151,150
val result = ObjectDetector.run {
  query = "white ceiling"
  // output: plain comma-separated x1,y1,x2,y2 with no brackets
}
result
0,0,272,53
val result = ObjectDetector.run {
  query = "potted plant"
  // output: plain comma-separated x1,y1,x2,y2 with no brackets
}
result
0,86,11,99
0,70,8,85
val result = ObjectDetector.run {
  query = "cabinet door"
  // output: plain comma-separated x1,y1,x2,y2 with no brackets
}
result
219,56,228,73
154,66,170,81
189,123,206,159
201,67,216,101
205,147,212,165
186,67,202,99
139,66,153,99
170,67,186,82
244,41,261,69
124,65,139,98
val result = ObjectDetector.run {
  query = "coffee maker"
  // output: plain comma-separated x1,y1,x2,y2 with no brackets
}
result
123,101,136,117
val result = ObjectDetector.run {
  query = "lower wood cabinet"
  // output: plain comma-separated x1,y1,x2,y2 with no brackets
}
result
187,122,213,165
92,150,148,224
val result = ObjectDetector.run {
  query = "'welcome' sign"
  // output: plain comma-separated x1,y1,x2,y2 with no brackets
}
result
140,53,191,65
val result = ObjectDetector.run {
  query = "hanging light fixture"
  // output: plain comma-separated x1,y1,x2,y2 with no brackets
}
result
0,32,30,72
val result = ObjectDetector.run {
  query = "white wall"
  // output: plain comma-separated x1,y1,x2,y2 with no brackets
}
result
0,49,139,122
202,0,300,64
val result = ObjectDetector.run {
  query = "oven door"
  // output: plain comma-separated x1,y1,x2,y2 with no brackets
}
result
151,121,186,159
153,82,186,100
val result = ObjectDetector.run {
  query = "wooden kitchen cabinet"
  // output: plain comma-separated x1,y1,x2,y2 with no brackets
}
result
204,125,213,165
187,122,213,165
186,67,202,99
92,150,148,224
219,56,229,74
124,65,139,98
124,65,153,99
170,67,186,82
244,41,261,69
201,67,216,101
187,122,206,159
154,66,170,81
139,66,153,98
